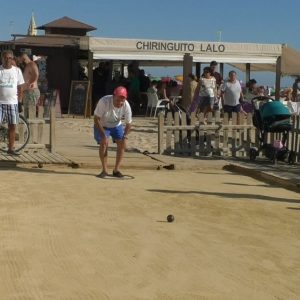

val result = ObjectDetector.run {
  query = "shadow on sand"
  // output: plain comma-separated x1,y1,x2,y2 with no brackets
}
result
147,189,299,204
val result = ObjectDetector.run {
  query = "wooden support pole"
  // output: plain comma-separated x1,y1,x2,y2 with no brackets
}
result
275,56,281,100
86,50,94,117
158,112,164,154
220,63,224,79
196,62,201,79
245,63,250,85
50,104,56,153
182,53,193,111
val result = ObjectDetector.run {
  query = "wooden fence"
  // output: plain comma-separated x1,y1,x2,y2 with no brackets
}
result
158,111,300,162
24,91,56,153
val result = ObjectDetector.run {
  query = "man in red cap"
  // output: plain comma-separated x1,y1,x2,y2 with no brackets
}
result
94,86,132,178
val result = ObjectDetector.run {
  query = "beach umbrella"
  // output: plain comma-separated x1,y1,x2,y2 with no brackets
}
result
175,75,183,82
161,76,172,83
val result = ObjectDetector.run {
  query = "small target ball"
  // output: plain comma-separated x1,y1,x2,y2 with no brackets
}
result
167,215,175,222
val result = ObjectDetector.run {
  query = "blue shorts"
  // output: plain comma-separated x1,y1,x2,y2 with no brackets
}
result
94,124,124,144
0,104,19,124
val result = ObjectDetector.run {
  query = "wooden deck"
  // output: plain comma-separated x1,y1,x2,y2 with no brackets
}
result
0,148,72,165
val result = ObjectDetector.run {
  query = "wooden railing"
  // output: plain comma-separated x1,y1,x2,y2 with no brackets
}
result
24,91,56,153
158,111,300,162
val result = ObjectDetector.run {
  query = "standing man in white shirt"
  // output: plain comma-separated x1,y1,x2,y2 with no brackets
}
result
221,70,244,114
0,50,25,155
94,86,132,178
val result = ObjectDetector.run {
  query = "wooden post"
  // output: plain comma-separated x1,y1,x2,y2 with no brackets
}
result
231,113,237,157
295,116,300,160
190,112,197,155
196,62,201,79
237,112,243,156
223,113,229,156
166,112,173,154
206,112,213,155
86,50,94,118
181,112,188,154
50,104,56,153
275,56,281,100
158,112,164,154
290,116,295,152
214,111,221,155
246,113,252,154
220,63,224,79
198,113,205,155
174,112,180,155
182,53,193,111
245,63,250,86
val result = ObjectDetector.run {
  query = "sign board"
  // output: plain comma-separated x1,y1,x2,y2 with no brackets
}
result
68,80,90,117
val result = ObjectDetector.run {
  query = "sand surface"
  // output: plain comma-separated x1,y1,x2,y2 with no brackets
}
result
0,166,300,299
56,117,159,154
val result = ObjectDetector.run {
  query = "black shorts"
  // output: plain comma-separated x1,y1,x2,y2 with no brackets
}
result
223,104,241,113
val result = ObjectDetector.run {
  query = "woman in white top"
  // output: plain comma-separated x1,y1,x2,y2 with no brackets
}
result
188,67,217,115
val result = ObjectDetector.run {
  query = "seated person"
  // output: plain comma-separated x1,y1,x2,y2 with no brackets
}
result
241,79,257,113
156,80,173,113
147,80,158,94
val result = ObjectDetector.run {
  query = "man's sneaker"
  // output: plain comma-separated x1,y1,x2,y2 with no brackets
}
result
97,171,108,178
7,149,20,156
112,170,124,178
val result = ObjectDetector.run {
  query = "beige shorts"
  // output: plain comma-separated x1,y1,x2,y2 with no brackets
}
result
23,88,41,106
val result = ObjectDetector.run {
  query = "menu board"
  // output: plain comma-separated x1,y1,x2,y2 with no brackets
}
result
68,81,90,116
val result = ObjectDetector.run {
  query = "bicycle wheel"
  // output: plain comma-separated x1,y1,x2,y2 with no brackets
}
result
0,114,30,152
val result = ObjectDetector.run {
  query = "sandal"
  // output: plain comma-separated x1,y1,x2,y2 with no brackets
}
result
97,171,108,178
112,170,124,178
7,149,20,156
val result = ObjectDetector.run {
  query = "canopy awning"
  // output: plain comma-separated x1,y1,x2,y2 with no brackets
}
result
281,45,300,76
90,37,280,64
230,45,300,76
89,37,300,76
90,37,280,62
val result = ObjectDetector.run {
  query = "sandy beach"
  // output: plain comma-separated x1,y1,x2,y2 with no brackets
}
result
56,116,159,154
0,164,300,299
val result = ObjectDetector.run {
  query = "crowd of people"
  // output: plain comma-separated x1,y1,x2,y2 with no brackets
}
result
92,61,184,114
92,59,290,120
185,61,281,119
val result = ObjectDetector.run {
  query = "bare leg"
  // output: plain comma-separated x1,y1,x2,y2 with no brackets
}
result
201,105,212,120
8,124,16,151
99,139,109,173
114,139,126,172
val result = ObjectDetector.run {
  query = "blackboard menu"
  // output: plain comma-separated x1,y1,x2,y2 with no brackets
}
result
68,81,90,116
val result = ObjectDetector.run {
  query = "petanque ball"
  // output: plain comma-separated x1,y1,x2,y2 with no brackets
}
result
167,214,175,222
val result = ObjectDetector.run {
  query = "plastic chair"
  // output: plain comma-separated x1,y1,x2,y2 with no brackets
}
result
149,93,168,118
144,92,153,117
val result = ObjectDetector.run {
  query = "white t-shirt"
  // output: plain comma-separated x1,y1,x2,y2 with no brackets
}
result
221,80,242,106
0,66,25,104
94,95,132,128
199,77,216,97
